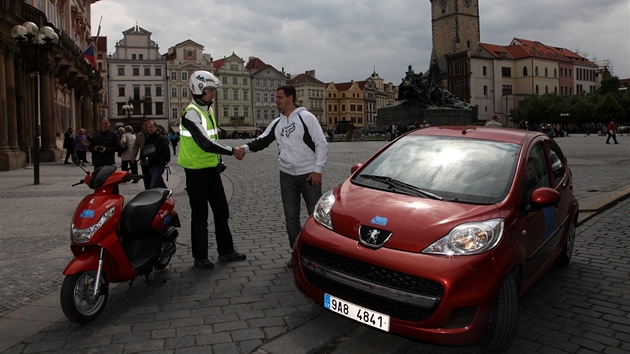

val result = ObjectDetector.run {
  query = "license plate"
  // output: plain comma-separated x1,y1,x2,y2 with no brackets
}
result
324,293,390,331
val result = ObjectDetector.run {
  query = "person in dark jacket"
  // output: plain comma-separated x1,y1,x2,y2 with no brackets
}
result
144,120,171,189
89,118,120,168
63,127,74,164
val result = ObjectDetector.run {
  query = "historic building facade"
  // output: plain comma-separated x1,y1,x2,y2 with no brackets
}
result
431,0,602,125
287,70,326,127
247,57,288,127
1,0,102,171
213,53,253,129
108,25,168,130
164,40,215,130
325,81,365,127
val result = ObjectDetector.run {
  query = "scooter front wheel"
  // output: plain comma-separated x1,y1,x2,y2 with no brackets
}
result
60,271,108,324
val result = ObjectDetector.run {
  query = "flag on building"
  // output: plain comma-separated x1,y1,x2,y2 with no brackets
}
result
82,43,97,70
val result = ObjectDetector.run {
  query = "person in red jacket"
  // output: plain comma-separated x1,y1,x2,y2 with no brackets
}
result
606,119,619,144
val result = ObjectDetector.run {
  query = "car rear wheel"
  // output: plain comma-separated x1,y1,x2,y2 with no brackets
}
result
554,222,575,267
480,272,518,352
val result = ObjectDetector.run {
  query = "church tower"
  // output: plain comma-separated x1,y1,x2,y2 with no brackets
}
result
430,0,480,101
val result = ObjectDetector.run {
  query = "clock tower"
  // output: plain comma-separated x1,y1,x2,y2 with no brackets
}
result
430,0,480,101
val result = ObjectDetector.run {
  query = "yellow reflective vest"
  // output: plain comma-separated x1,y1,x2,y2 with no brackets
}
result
177,103,220,169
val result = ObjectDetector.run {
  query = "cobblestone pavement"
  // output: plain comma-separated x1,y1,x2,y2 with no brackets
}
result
0,134,629,353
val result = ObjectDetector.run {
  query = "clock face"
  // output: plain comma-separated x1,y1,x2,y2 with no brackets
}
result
464,0,472,6
439,0,448,9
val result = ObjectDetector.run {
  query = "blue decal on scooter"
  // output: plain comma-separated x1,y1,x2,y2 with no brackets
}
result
80,210,95,218
371,215,388,226
164,215,170,225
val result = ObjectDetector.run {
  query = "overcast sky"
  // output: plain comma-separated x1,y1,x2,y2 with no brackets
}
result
92,0,629,85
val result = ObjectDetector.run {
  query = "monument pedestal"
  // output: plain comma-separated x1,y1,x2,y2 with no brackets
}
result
377,104,477,127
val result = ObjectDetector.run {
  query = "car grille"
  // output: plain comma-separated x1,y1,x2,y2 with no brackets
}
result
300,244,444,322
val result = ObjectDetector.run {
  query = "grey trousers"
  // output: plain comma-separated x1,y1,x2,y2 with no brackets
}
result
279,171,322,248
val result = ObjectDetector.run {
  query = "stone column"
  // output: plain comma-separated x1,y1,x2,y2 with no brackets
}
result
4,44,21,153
0,41,26,170
0,42,10,154
39,64,60,162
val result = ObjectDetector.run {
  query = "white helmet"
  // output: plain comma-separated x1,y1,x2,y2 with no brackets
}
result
190,71,221,95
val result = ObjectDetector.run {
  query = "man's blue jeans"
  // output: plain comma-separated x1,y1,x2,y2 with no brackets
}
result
279,171,322,248
149,165,167,189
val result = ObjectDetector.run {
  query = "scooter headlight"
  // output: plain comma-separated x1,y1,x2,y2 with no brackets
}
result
71,206,115,243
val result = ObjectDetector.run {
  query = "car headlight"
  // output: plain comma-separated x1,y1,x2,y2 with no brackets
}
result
71,206,115,243
422,218,504,255
314,190,335,229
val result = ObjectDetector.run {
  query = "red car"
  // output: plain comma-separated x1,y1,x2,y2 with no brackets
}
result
293,126,579,352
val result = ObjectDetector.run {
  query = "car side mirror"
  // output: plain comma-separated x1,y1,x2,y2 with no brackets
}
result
351,163,363,174
529,187,561,210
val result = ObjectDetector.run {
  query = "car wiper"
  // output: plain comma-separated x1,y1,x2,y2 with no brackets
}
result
359,174,443,200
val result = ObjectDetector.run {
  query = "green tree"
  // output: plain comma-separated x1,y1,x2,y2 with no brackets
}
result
597,76,621,95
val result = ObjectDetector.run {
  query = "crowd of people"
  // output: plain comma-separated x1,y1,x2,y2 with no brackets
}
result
63,117,180,189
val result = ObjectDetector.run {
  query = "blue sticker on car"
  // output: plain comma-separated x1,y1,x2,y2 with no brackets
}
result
371,215,388,226
80,210,95,218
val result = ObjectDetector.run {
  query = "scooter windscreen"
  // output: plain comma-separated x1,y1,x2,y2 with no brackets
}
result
88,165,117,188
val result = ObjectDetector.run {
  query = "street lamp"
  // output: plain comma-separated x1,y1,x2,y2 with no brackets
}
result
122,103,134,120
12,21,59,185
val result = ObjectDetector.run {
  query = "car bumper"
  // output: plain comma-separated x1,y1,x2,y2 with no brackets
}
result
293,217,515,346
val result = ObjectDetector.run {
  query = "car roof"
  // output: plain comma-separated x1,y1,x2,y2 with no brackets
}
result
409,126,542,145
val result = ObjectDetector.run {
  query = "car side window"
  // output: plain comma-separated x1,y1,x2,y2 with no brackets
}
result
521,143,551,211
547,140,565,187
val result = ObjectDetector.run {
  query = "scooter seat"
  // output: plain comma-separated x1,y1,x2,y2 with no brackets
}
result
119,188,171,239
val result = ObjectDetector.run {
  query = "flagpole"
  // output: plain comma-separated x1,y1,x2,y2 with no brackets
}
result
75,16,102,63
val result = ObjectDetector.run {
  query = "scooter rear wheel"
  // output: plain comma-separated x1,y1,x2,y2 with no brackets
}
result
154,241,175,270
60,270,108,324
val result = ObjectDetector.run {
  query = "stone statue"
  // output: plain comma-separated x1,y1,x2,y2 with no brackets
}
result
394,61,471,110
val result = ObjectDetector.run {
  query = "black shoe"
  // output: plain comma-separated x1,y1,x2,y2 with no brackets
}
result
287,260,293,268
131,180,139,183
64,161,70,164
218,251,246,261
194,258,214,269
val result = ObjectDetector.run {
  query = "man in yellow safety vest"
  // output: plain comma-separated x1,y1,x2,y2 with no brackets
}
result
178,70,246,269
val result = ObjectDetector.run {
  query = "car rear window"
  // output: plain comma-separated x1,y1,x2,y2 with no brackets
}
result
353,135,520,204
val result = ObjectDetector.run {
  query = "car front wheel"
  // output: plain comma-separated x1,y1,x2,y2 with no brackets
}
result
480,272,518,352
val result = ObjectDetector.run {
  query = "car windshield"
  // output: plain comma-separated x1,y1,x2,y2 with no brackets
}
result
352,135,520,204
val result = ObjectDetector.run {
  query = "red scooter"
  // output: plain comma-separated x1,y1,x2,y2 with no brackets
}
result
60,153,180,324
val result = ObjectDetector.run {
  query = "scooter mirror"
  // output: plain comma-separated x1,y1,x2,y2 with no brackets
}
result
140,145,157,159
71,154,80,166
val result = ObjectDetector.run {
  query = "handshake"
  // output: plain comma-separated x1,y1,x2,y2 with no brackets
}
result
233,146,246,160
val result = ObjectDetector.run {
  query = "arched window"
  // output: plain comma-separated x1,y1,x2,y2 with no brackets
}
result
523,66,528,76
554,86,558,94
545,68,548,77
535,85,539,95
535,66,539,76
545,85,549,94
554,68,557,78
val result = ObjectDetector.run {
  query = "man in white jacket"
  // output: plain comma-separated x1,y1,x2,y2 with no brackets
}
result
242,85,328,265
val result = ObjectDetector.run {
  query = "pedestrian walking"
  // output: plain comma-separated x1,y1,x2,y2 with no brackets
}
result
120,125,138,176
73,129,89,165
241,84,328,266
178,70,246,269
169,128,179,155
63,127,74,164
606,119,619,144
131,119,152,190
144,120,171,189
